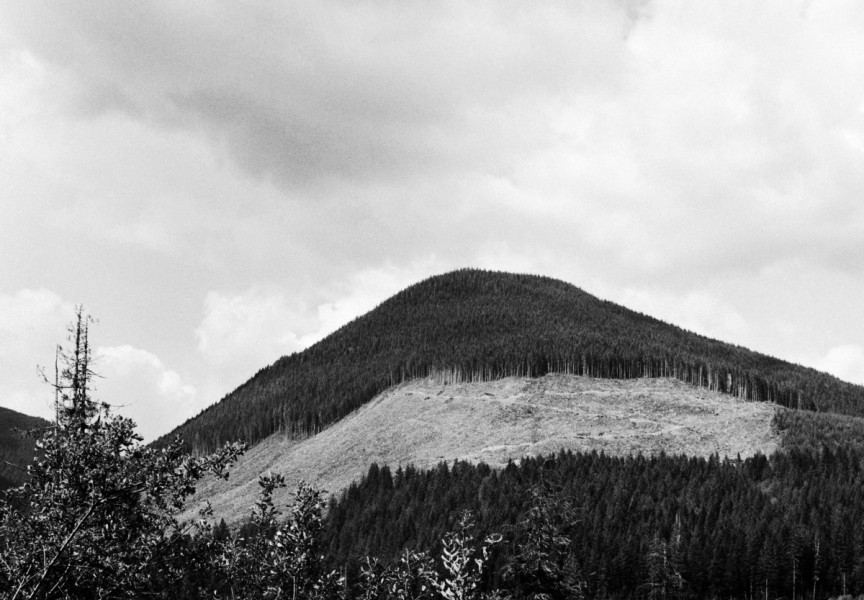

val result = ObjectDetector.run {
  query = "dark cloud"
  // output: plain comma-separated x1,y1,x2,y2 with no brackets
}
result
0,1,633,188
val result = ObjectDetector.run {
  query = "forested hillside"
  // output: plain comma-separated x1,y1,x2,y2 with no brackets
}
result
320,409,864,600
162,269,864,454
0,407,49,490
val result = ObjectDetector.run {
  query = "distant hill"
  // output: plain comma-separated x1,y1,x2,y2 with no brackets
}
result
0,407,50,490
161,269,864,454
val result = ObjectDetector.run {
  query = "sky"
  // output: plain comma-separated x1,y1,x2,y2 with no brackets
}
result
2,1,864,442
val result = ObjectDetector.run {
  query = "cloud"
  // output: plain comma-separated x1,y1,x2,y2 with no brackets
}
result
191,259,443,407
0,2,633,186
814,345,864,386
96,345,198,442
195,288,309,397
611,287,750,348
0,289,75,420
4,1,864,290
300,258,443,347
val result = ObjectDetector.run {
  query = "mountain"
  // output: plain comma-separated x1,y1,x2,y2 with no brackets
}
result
0,407,50,490
162,269,864,454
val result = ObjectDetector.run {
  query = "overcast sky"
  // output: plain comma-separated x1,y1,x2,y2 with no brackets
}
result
2,0,864,441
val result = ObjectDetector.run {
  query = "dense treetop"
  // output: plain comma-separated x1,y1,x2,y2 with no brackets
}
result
160,269,864,454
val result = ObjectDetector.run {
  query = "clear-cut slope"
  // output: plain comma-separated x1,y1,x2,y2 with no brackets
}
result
187,374,778,523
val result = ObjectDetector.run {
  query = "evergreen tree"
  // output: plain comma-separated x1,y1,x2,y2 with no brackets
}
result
502,485,582,600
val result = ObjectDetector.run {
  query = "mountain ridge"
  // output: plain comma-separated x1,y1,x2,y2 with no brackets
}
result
160,269,864,454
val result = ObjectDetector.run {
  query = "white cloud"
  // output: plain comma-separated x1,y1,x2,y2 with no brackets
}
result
300,258,443,347
96,345,198,442
196,290,304,362
0,289,75,420
3,2,864,289
612,287,749,347
195,288,309,400
195,259,443,399
814,345,864,386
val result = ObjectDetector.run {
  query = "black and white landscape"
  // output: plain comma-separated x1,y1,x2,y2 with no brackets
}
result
2,3,864,599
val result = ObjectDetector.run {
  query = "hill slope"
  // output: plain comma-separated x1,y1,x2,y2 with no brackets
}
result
162,269,864,454
185,374,778,522
0,407,50,490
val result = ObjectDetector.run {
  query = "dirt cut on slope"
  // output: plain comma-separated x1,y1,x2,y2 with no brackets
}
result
187,374,779,523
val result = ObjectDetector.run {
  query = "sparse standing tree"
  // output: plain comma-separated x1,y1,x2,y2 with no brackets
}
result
643,517,687,600
813,534,821,600
502,485,582,600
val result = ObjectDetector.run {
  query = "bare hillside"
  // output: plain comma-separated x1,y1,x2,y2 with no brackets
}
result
187,374,779,523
